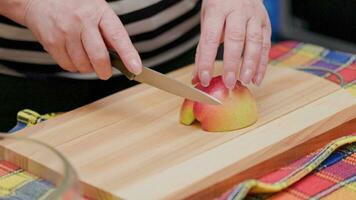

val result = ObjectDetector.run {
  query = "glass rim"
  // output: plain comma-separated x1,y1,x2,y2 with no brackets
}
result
0,133,81,200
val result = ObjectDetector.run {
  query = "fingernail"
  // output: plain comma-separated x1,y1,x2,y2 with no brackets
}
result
129,59,142,75
224,71,236,89
200,70,211,87
255,73,263,86
240,68,253,84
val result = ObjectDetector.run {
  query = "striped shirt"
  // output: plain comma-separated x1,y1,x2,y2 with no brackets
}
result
0,0,201,79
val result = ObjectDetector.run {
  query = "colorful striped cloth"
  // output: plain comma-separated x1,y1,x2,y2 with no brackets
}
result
0,161,54,199
269,41,356,97
220,135,356,200
1,41,355,199
219,41,356,200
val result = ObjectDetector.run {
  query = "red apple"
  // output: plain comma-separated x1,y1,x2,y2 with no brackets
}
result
180,76,257,132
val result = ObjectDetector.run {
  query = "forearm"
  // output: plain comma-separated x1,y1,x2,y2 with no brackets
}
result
0,0,31,25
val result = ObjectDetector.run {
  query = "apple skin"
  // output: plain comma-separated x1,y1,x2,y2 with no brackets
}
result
180,99,195,125
179,76,257,132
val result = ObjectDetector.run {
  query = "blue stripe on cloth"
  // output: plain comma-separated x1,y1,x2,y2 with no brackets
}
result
324,51,353,64
317,151,348,170
0,180,53,200
8,122,27,133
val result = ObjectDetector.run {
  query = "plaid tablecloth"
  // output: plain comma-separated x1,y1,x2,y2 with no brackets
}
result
220,135,356,200
269,41,355,96
0,161,54,199
220,41,356,200
0,41,355,200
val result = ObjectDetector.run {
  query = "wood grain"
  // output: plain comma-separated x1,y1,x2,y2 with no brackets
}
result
187,118,356,200
4,62,354,200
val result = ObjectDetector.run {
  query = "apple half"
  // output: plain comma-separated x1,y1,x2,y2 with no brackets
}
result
180,76,257,132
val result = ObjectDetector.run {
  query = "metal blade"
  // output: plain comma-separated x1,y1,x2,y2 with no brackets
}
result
109,49,221,105
134,67,222,105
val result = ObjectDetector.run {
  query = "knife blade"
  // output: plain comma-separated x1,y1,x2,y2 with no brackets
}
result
109,50,222,105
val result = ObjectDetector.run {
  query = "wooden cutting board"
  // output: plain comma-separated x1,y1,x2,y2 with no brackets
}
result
4,62,356,199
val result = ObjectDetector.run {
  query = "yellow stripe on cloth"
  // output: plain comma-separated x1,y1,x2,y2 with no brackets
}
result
345,84,356,97
0,171,36,196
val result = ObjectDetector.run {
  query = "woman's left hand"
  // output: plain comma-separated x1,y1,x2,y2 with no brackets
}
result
195,0,271,88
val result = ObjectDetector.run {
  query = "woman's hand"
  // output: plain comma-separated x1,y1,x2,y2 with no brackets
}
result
23,0,142,79
195,0,271,88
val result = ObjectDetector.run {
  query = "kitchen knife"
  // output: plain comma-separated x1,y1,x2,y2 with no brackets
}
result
109,50,221,105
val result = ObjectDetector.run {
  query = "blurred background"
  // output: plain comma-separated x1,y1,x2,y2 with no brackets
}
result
264,0,356,53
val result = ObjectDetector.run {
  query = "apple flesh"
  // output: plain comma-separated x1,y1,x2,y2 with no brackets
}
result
180,76,257,132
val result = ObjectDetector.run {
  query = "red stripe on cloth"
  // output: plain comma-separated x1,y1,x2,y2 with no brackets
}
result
0,160,20,176
292,175,335,196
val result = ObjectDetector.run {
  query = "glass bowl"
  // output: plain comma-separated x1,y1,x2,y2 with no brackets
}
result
0,133,82,200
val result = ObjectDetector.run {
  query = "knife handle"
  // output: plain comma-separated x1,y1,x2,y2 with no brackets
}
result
108,49,136,80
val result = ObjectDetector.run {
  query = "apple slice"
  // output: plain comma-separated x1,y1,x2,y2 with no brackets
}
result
179,76,257,132
180,99,195,125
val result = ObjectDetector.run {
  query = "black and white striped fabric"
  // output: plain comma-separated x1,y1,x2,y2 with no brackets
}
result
0,0,201,79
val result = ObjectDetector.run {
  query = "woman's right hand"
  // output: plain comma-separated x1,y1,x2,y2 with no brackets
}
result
23,0,142,79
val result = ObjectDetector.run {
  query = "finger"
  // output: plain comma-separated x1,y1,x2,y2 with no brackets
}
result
100,9,142,75
81,26,112,80
254,24,271,86
56,49,77,72
192,43,200,84
197,8,225,87
239,18,263,85
223,12,247,89
44,38,77,72
66,31,94,73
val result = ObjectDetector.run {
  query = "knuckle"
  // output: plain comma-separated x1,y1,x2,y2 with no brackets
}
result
73,10,89,22
108,29,127,43
55,18,72,35
44,37,60,49
247,32,263,43
205,28,220,44
227,30,245,42
57,24,70,35
72,6,105,23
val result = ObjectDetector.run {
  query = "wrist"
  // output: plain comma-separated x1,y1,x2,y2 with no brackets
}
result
0,0,32,25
